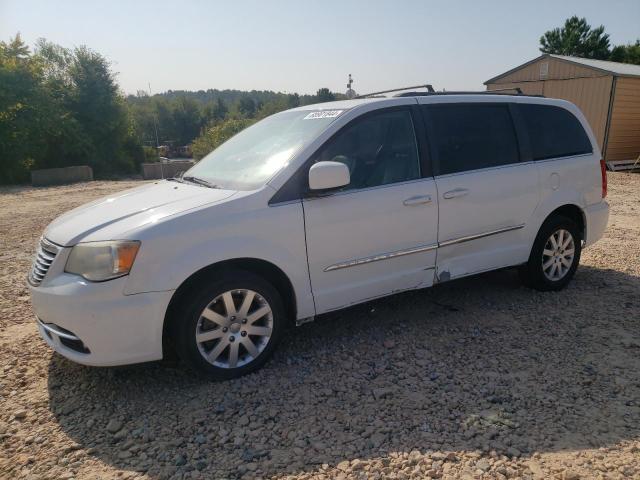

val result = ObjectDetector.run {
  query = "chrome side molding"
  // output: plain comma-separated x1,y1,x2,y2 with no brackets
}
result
324,243,438,272
324,224,525,272
438,224,525,247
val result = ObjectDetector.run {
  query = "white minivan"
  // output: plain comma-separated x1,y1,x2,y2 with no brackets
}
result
29,91,609,379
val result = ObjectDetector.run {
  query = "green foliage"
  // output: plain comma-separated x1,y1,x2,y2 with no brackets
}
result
0,34,143,184
539,17,640,66
202,97,228,125
136,88,341,162
314,88,335,103
0,32,343,184
143,146,159,162
237,96,257,117
540,16,611,59
191,118,255,160
610,40,640,65
0,34,48,183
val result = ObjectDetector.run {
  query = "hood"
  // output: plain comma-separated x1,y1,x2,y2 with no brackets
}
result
45,180,237,246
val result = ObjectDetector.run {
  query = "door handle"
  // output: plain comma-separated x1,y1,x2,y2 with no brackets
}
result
443,188,469,199
403,195,432,206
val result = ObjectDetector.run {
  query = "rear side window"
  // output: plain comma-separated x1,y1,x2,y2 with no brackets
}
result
425,104,520,175
519,104,592,160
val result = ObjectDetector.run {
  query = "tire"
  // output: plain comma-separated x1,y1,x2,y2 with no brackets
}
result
519,215,582,291
170,269,286,380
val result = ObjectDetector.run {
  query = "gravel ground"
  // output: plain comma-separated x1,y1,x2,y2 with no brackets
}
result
0,174,639,480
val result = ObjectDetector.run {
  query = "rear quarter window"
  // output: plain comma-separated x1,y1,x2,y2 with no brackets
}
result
519,104,592,160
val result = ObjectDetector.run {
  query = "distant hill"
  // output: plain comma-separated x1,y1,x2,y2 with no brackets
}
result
127,88,345,106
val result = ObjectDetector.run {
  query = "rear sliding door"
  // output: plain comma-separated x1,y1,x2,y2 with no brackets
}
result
419,101,539,280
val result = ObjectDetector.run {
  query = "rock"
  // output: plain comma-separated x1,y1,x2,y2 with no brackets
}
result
372,388,393,400
13,409,27,420
106,419,123,434
175,454,187,466
526,460,545,479
370,433,386,448
506,447,521,458
383,340,395,349
563,470,580,480
476,459,490,472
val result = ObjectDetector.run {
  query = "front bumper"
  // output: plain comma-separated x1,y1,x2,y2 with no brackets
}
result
30,274,174,367
584,200,610,247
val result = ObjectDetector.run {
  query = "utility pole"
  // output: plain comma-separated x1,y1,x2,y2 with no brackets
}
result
149,82,163,179
346,74,356,99
149,82,160,149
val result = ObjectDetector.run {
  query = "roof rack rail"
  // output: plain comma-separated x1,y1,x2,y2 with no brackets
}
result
485,87,523,94
356,84,435,98
394,87,547,98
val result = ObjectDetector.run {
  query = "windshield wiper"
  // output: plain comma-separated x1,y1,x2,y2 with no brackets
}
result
182,175,219,189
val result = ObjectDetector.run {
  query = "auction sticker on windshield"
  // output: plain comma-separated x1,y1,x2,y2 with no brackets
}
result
304,110,344,120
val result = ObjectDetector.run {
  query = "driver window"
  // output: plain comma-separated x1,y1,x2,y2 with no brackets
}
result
313,109,420,191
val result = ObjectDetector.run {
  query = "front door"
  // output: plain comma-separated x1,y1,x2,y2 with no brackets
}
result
302,107,439,313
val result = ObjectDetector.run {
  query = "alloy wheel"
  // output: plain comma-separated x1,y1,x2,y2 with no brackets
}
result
542,228,575,281
195,289,273,368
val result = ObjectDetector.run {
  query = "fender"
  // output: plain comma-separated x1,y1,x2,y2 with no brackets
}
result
123,192,315,319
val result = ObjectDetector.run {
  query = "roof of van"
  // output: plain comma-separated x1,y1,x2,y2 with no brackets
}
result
292,93,561,112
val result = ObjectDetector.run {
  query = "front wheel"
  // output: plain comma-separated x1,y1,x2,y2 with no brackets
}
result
170,270,285,379
519,215,582,291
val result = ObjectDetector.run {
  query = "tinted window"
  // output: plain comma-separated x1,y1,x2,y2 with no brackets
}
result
313,109,420,190
519,104,592,160
426,104,520,175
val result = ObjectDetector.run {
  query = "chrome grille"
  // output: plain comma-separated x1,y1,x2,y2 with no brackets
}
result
29,238,60,286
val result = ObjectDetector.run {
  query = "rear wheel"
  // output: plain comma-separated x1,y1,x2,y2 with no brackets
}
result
520,215,582,291
171,270,285,379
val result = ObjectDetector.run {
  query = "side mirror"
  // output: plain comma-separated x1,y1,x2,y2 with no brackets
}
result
308,161,350,191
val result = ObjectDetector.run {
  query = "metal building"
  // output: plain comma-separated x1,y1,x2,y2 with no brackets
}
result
485,54,640,170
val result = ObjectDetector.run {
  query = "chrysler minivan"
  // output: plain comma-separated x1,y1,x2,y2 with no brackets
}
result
29,91,609,379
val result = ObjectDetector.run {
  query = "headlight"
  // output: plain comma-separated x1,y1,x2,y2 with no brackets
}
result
65,241,141,282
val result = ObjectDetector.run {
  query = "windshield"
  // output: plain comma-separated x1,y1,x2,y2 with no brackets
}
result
185,109,344,190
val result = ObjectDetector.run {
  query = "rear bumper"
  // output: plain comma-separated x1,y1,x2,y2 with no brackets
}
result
30,274,174,367
584,200,609,247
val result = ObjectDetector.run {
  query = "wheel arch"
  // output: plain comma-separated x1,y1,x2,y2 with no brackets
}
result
162,258,297,359
545,204,586,241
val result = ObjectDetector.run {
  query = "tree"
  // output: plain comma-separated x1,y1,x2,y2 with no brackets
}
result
171,96,201,145
0,34,49,183
191,118,254,159
0,34,144,183
67,46,138,174
237,96,256,117
540,16,610,59
287,93,300,108
315,87,335,103
610,40,640,65
202,97,227,125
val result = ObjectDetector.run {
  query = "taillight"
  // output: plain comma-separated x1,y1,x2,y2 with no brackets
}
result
600,159,607,198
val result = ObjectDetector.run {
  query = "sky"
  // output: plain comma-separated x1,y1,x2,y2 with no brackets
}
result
2,0,639,96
